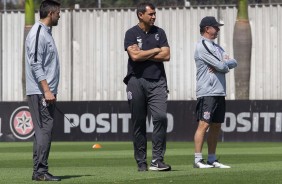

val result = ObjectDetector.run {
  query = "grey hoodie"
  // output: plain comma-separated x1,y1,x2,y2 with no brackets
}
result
194,37,237,98
25,21,60,95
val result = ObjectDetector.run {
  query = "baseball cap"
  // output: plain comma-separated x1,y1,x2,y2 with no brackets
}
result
200,16,224,27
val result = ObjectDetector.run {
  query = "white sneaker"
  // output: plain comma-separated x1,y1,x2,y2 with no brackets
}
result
194,159,214,168
208,160,231,168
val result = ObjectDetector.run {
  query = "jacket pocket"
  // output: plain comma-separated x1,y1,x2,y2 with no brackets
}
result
209,74,215,86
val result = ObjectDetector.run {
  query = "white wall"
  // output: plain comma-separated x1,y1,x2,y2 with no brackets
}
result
1,4,281,101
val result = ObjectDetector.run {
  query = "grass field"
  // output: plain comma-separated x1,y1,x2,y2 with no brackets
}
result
0,142,282,184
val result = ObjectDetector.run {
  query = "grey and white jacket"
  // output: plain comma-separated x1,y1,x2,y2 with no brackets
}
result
194,37,237,98
25,21,60,95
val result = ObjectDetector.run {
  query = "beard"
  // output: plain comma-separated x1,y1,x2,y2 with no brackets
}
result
52,19,58,26
51,16,59,26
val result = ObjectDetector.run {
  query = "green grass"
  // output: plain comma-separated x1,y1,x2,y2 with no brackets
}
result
0,142,282,183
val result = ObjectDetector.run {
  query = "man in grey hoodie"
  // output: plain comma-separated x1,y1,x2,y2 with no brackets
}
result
25,0,61,181
193,16,237,169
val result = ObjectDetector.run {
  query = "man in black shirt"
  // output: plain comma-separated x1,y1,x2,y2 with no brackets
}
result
124,2,171,172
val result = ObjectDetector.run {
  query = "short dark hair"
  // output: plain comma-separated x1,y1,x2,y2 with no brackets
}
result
200,26,206,34
40,0,61,19
136,2,155,18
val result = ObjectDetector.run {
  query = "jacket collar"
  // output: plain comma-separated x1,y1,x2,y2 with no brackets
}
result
37,21,52,34
201,36,215,45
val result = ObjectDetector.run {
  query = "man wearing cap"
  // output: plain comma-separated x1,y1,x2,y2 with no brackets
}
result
193,16,237,169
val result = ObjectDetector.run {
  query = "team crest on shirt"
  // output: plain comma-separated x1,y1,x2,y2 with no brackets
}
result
137,36,142,49
203,111,210,120
10,106,34,140
155,34,159,41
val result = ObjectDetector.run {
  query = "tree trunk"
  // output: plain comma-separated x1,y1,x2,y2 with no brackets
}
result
22,0,35,100
233,0,252,99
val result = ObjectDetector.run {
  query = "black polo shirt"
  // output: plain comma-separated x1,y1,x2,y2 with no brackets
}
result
123,25,169,84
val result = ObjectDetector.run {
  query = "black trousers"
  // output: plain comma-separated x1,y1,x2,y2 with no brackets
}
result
126,76,168,165
27,94,55,174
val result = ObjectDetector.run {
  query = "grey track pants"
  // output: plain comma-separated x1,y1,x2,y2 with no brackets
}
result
126,76,168,165
27,94,55,174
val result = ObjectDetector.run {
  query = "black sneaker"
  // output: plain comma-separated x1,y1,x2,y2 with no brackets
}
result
149,160,171,171
34,172,61,181
138,163,148,172
31,172,37,180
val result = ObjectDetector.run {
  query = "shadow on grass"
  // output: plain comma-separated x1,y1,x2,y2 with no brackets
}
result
59,175,93,180
169,169,181,172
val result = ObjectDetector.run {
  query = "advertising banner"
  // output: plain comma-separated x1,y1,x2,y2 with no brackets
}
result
0,101,281,142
